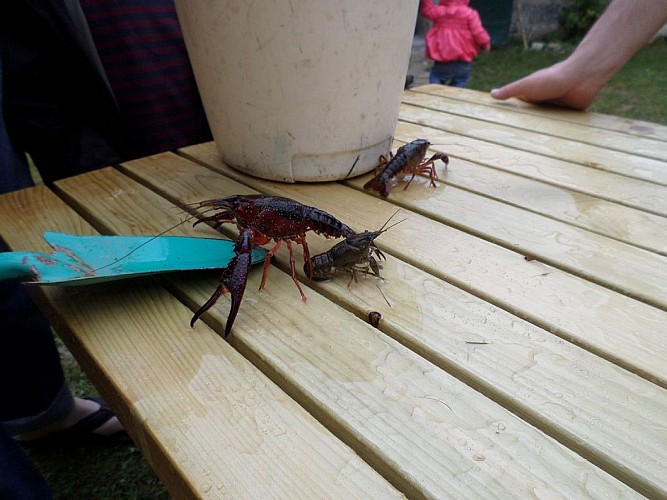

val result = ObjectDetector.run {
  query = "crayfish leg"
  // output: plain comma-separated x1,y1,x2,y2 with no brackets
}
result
286,240,308,302
427,153,449,184
403,170,419,190
346,269,359,288
424,158,440,185
192,210,234,229
412,154,445,189
374,152,392,175
299,237,314,280
259,240,282,291
368,256,383,279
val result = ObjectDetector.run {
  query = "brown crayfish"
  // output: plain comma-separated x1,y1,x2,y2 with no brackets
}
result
363,138,449,197
304,211,404,286
189,194,354,336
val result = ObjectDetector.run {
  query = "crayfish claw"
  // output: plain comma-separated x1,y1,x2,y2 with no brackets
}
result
190,282,228,328
220,252,252,337
190,237,253,337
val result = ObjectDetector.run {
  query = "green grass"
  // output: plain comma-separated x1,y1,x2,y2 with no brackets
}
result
467,37,667,124
25,439,167,499
24,35,667,500
24,338,169,499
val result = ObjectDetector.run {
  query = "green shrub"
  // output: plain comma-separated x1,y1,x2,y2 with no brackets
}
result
560,0,610,40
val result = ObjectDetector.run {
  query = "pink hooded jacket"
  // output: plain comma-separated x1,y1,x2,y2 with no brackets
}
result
421,0,491,63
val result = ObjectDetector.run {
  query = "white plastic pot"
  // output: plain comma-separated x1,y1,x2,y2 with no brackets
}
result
175,0,419,182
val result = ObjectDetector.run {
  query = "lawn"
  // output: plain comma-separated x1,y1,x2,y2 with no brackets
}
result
467,37,667,124
23,35,666,500
22,342,169,499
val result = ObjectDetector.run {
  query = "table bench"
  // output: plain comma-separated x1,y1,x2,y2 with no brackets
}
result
1,85,665,498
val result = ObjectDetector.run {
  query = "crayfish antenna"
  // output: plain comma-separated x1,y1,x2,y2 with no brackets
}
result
376,210,406,236
92,209,200,276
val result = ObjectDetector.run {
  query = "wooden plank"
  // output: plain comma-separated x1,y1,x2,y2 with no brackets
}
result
388,138,667,256
345,163,667,312
119,153,667,497
54,162,643,499
399,103,667,186
0,185,402,499
404,89,667,160
409,85,667,142
393,120,667,218
179,143,667,387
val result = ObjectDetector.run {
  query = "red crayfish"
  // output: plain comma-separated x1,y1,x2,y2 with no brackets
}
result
363,138,449,197
304,211,404,286
189,194,354,336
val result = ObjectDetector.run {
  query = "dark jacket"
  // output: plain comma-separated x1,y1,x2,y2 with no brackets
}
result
1,1,134,184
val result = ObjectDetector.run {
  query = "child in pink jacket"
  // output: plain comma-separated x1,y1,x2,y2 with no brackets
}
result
421,0,491,87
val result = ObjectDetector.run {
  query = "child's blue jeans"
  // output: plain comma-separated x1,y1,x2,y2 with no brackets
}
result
429,60,472,88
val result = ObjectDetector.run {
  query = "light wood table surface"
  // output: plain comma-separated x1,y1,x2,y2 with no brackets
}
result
1,85,665,499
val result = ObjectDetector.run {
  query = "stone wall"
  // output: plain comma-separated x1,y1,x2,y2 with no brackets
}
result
510,0,566,42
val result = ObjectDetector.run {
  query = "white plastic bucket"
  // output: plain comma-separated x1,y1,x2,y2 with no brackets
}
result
175,0,419,182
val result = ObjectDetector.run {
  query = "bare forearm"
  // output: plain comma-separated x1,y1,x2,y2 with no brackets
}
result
491,0,667,109
568,0,667,88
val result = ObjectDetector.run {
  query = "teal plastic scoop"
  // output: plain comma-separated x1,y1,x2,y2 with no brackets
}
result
0,232,267,285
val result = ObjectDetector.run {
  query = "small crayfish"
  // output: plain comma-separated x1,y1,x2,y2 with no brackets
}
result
304,211,404,286
189,194,354,336
363,138,449,197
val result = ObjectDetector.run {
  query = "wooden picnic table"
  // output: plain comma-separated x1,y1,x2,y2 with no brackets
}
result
1,85,666,499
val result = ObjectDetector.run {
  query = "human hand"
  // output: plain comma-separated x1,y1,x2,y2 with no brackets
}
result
491,0,667,111
490,61,603,111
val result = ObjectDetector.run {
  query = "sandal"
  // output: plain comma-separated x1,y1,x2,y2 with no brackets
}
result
21,396,132,447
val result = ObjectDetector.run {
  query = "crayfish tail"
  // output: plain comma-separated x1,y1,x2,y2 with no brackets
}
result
305,208,355,238
363,175,390,197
